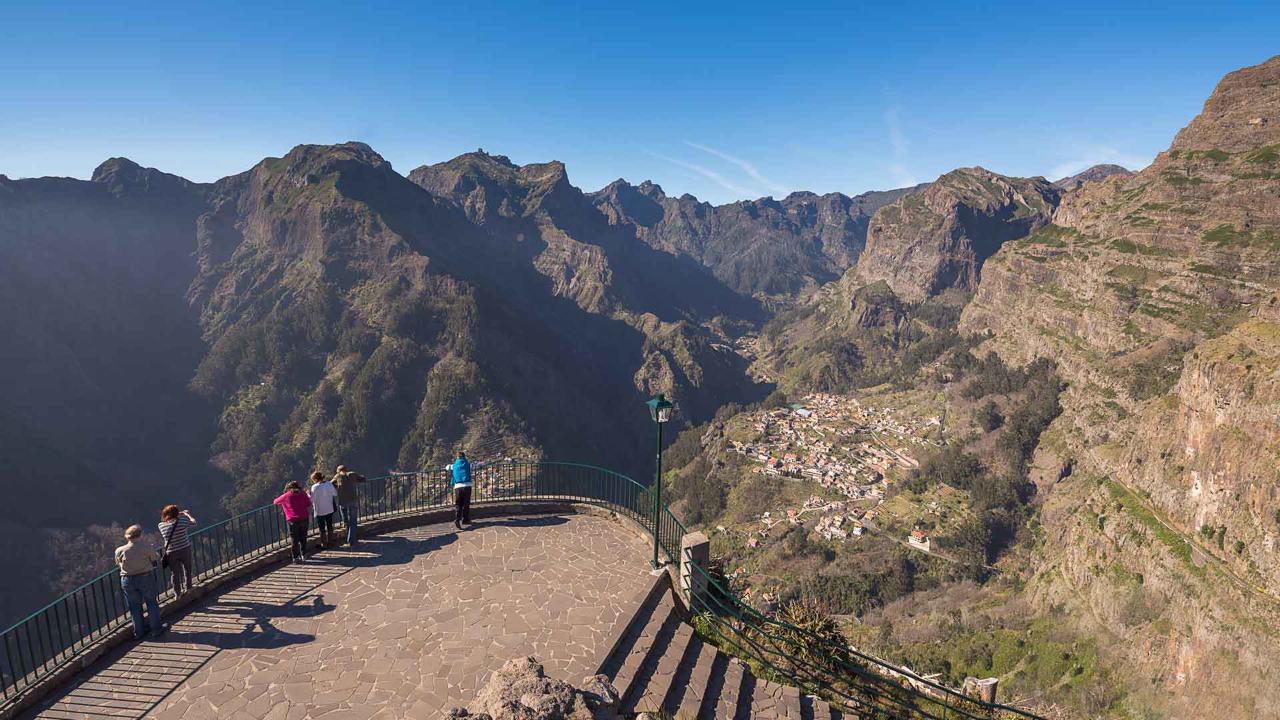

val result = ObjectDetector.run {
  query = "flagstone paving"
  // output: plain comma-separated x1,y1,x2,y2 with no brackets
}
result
26,511,653,720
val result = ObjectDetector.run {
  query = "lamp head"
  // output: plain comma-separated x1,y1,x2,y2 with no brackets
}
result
646,393,674,424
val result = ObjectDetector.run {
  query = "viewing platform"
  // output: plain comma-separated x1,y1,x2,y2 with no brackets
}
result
0,462,1043,720
23,508,653,719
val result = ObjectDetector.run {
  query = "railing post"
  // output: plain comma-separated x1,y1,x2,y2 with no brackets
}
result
680,531,710,607
963,676,999,704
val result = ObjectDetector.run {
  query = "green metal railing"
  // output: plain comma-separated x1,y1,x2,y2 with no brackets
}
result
0,461,1040,719
681,558,1042,719
0,462,673,709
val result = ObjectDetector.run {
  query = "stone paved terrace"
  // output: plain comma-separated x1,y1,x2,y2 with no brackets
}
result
24,510,654,720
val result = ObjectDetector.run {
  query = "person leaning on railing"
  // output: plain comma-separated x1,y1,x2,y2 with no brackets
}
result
308,471,339,549
274,481,313,563
113,525,168,640
446,450,478,530
157,505,197,596
333,464,366,547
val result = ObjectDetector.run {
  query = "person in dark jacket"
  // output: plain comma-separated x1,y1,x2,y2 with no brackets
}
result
447,451,474,530
333,465,366,547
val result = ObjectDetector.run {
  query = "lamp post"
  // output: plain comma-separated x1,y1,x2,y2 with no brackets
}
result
646,393,674,569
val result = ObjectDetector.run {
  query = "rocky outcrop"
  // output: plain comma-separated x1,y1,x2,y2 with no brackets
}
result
1053,163,1135,191
590,179,926,297
855,167,1059,302
445,657,621,720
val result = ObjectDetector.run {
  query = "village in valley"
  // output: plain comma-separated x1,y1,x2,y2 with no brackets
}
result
714,393,954,589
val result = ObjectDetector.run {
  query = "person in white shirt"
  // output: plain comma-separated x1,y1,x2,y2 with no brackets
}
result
309,471,340,549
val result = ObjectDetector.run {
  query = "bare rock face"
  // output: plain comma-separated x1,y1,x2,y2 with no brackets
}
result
447,657,621,720
958,53,1280,717
1170,56,1280,153
855,167,1059,302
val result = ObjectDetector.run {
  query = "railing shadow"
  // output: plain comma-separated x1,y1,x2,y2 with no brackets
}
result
23,524,469,719
465,515,571,530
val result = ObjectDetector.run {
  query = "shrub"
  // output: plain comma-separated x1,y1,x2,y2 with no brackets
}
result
918,446,984,490
977,401,1004,432
762,388,790,409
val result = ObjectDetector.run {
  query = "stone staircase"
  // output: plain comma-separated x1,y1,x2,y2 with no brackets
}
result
597,581,849,720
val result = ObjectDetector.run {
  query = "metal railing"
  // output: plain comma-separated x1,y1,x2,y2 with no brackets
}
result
682,558,1042,719
0,462,674,708
0,461,1040,719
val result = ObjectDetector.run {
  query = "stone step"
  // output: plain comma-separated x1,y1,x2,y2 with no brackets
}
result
632,620,694,714
674,638,719,718
713,654,746,720
748,677,789,719
610,596,677,705
780,683,802,719
595,578,669,678
810,696,833,720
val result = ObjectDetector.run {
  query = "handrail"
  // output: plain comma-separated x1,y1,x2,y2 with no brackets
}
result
682,558,1042,719
0,461,1040,720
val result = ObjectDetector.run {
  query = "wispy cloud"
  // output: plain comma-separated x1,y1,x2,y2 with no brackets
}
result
647,150,763,199
683,141,789,196
1048,146,1153,181
884,106,918,187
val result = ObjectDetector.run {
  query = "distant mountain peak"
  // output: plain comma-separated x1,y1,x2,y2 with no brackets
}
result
90,157,197,198
269,141,390,170
1053,164,1134,191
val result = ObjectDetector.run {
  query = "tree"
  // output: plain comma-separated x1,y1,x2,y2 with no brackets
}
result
762,389,790,409
977,400,1004,432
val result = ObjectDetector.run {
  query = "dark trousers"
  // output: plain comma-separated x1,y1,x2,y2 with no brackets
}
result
164,546,194,594
288,518,309,559
316,512,336,546
454,486,472,525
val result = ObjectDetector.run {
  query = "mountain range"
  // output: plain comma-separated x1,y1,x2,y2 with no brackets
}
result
4,51,1280,720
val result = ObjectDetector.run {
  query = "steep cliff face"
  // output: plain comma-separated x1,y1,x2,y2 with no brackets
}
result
190,143,767,511
0,161,220,626
856,168,1059,302
959,54,1280,716
0,161,216,519
409,152,768,426
589,179,925,297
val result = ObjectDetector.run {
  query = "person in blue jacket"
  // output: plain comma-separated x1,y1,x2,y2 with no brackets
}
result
447,450,474,530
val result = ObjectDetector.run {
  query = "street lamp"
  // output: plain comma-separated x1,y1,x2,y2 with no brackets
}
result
646,393,674,568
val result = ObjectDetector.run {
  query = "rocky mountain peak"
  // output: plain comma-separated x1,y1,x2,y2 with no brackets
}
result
90,157,196,198
636,180,665,198
263,141,390,176
408,153,582,222
1170,54,1280,153
856,167,1058,302
1053,163,1135,191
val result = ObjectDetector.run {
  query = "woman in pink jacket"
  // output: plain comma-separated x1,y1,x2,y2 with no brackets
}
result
274,480,313,563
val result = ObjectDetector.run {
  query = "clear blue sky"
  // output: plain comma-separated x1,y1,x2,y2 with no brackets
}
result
2,1,1278,204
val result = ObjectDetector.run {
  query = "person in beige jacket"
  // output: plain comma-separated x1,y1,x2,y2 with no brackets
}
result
114,525,167,639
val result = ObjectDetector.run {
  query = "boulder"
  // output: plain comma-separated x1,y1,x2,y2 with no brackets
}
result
447,657,621,720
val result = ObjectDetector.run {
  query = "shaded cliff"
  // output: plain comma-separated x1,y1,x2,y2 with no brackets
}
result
588,178,925,298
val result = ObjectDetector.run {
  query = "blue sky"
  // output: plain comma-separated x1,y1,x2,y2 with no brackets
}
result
2,1,1278,204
